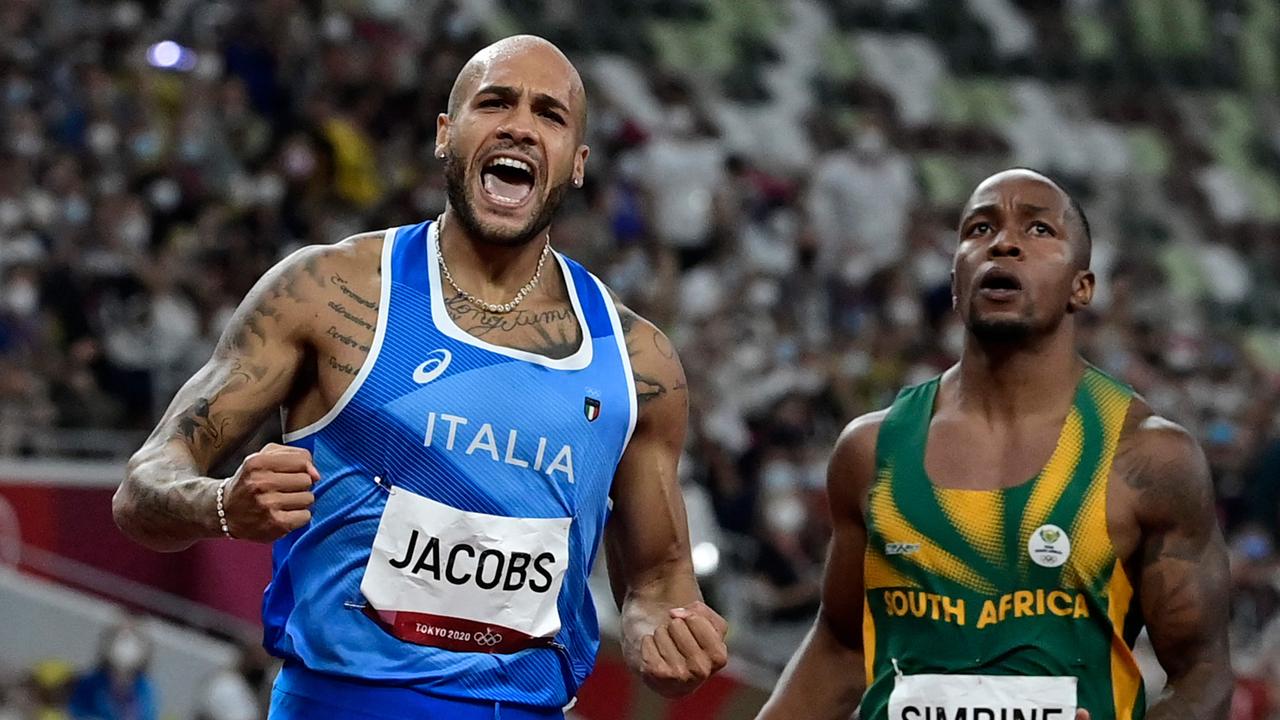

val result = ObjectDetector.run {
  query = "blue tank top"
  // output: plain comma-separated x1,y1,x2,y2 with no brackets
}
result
263,220,637,708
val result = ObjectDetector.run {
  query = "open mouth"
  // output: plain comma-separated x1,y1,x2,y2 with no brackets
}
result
977,267,1022,298
480,156,536,206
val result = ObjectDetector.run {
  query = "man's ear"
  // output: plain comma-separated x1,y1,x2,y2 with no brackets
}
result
435,113,450,158
1068,270,1095,313
572,144,590,187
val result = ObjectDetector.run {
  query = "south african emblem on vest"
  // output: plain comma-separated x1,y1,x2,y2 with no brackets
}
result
1028,524,1071,568
584,397,601,422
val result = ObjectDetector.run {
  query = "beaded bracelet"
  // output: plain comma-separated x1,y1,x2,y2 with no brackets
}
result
216,478,232,539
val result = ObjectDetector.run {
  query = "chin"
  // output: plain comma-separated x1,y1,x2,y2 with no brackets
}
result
968,315,1034,343
472,205,548,246
448,186,549,247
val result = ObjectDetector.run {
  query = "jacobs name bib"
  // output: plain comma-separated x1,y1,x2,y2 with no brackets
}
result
360,488,571,653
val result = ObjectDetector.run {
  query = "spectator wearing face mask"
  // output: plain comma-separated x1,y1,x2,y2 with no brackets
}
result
68,621,157,720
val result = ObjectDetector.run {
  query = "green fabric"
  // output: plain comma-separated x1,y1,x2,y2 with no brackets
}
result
861,368,1142,720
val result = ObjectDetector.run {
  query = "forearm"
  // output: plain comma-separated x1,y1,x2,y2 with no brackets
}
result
757,619,865,720
1146,659,1233,720
114,441,222,552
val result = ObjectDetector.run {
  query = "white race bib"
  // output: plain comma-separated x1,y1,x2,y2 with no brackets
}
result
360,488,571,654
888,673,1076,720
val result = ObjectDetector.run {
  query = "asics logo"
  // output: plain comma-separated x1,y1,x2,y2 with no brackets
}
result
413,349,453,384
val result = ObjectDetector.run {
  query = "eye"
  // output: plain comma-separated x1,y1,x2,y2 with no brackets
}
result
541,110,565,125
1029,221,1054,236
478,98,507,109
968,221,992,236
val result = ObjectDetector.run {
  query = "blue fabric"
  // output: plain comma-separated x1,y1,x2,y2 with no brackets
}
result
67,668,157,720
261,220,633,709
269,664,566,720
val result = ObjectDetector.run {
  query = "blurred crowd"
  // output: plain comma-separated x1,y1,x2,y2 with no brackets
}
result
1,0,1279,716
0,619,271,720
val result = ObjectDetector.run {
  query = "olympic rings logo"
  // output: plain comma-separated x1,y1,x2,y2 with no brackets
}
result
475,628,503,647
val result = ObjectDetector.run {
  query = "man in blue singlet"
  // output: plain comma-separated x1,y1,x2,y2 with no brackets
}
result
114,35,729,719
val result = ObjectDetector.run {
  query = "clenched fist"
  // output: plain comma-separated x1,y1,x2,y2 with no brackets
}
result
636,601,729,698
221,443,318,542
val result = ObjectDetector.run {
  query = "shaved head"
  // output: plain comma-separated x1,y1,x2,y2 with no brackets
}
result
435,34,592,246
447,35,588,140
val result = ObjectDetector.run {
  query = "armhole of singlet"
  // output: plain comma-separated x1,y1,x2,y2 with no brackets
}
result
281,226,397,443
590,274,638,465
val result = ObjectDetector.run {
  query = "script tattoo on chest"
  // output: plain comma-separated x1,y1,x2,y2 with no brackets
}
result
443,293,581,360
323,272,378,377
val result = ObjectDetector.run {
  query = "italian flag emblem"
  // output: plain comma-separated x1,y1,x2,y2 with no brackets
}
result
584,397,601,422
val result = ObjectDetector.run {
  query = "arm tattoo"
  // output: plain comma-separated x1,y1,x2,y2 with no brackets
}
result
633,371,668,404
1120,424,1232,718
616,305,684,407
118,244,350,549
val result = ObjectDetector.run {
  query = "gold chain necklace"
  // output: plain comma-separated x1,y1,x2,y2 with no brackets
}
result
435,215,551,314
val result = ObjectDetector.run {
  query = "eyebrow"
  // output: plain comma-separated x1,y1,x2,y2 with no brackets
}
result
474,84,571,117
962,202,1057,221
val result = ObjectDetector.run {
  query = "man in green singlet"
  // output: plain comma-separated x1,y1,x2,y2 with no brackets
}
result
757,169,1232,720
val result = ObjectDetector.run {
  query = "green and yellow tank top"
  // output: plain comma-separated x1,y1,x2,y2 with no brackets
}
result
860,366,1143,720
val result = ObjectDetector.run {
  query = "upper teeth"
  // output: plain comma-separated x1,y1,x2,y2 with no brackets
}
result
488,157,532,174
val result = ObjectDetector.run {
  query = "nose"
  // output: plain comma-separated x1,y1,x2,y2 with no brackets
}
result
496,106,537,147
988,231,1022,259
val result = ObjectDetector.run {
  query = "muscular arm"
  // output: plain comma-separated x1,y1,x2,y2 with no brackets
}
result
756,413,880,720
1123,418,1233,720
604,303,727,695
112,247,325,551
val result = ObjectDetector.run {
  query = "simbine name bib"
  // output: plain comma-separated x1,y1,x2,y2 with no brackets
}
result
888,673,1077,720
360,487,571,653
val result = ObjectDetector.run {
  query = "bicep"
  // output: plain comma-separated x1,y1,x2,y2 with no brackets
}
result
818,432,871,649
605,312,691,590
149,254,313,471
1132,429,1231,679
1138,514,1230,678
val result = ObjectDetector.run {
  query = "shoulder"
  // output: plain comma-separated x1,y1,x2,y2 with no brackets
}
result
294,230,385,275
1114,402,1213,524
1115,400,1208,485
255,232,384,292
832,409,890,467
827,409,890,516
232,232,386,338
606,292,686,414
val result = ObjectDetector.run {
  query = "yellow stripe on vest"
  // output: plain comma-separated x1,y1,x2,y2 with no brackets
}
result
935,487,1006,570
1018,408,1085,574
1066,379,1132,587
869,469,997,595
1106,559,1142,720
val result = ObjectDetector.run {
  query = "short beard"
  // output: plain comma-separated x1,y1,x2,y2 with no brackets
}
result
968,317,1034,345
443,148,572,247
